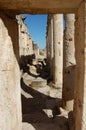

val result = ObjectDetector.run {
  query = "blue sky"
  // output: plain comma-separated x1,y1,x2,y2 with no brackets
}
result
24,14,47,49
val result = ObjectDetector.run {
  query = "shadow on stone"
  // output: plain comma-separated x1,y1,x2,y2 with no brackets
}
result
21,78,61,114
21,78,68,130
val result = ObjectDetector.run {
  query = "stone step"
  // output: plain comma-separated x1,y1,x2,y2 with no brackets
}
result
31,77,47,88
22,73,35,85
27,65,38,75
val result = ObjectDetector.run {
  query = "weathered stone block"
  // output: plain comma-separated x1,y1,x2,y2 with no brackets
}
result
0,12,22,130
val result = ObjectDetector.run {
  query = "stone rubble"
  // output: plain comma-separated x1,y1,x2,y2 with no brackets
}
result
0,1,85,129
21,54,68,130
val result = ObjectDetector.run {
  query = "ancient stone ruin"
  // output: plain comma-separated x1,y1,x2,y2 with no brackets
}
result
0,1,86,130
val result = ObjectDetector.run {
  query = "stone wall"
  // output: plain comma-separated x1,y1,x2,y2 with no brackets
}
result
0,12,22,130
17,15,33,57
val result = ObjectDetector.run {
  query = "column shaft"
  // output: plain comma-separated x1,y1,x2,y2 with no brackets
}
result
50,15,54,79
53,14,63,88
62,14,76,111
46,25,51,69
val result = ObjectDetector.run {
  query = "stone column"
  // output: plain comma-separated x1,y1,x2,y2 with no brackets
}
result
46,35,48,61
48,19,52,72
53,14,63,88
0,12,22,130
50,15,54,79
46,23,51,69
62,14,76,111
46,17,48,63
74,1,86,130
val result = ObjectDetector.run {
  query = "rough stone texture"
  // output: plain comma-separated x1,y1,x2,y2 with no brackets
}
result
46,15,54,79
74,1,86,130
29,35,34,55
17,15,28,56
0,12,22,130
17,15,34,57
50,15,54,79
21,53,69,130
33,43,39,59
31,77,47,88
62,14,76,111
46,26,51,68
53,14,63,88
0,0,82,14
22,73,35,86
28,64,38,76
0,1,85,130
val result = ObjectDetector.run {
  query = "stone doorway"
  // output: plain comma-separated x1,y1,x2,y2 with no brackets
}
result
0,0,85,130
